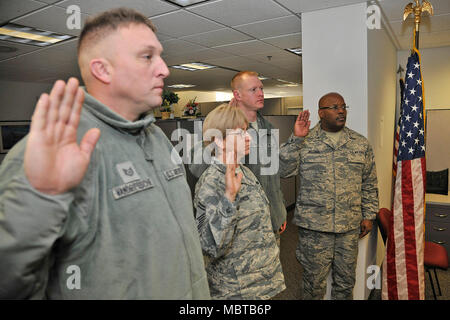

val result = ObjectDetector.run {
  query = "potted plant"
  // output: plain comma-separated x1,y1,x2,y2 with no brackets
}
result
160,90,179,119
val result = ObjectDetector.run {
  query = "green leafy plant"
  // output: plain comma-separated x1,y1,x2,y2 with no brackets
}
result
160,90,179,112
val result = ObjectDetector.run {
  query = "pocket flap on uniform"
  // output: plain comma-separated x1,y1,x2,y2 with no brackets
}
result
348,154,365,163
303,154,327,163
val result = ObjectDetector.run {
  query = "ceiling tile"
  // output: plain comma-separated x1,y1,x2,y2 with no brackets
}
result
179,28,252,47
155,32,173,42
390,13,450,37
0,0,47,24
213,39,281,56
150,9,223,38
234,14,301,39
0,40,40,61
18,38,78,66
12,5,90,36
161,38,207,55
201,55,258,69
275,0,368,14
55,0,179,17
187,0,291,26
261,33,302,49
379,0,450,22
34,0,61,3
251,50,301,66
163,48,227,65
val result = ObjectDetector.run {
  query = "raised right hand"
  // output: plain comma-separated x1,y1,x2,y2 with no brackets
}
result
293,109,311,137
24,78,101,195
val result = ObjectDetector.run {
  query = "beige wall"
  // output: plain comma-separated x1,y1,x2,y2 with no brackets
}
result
367,24,398,269
398,46,450,110
368,27,398,210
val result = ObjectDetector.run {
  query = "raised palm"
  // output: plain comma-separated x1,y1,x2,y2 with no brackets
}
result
294,109,311,137
24,78,101,195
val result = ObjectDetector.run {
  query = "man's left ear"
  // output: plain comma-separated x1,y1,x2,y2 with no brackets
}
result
318,108,324,120
90,58,112,84
232,90,241,101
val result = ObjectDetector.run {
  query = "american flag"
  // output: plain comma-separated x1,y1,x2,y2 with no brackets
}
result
393,78,405,178
382,50,426,300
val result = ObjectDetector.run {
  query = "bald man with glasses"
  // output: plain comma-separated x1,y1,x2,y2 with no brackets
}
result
279,92,379,300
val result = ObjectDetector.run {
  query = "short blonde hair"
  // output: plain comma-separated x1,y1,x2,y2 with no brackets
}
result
202,103,248,147
230,71,259,90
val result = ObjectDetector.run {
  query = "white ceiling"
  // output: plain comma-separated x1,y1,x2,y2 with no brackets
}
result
0,0,449,97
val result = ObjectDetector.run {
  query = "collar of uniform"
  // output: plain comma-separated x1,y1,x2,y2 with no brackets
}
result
310,123,353,149
82,87,156,134
256,111,273,130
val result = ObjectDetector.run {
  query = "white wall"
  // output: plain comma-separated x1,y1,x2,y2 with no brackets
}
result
302,2,368,137
367,22,398,276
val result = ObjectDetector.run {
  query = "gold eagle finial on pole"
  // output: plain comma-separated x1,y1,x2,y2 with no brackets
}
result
403,0,434,32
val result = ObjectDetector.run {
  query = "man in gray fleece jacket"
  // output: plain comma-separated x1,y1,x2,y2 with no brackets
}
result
0,8,210,299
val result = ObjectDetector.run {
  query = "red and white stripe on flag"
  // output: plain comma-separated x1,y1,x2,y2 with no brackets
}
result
382,50,426,300
382,158,426,299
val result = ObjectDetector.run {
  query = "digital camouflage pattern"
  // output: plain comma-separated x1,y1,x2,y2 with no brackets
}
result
194,161,285,300
189,111,287,232
296,227,359,300
279,124,379,233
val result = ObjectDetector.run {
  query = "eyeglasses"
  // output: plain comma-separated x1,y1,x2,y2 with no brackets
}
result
319,104,349,111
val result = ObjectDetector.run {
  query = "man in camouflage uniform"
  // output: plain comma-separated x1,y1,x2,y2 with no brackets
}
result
279,92,379,300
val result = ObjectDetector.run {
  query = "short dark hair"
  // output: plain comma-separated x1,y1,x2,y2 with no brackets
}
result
78,7,156,54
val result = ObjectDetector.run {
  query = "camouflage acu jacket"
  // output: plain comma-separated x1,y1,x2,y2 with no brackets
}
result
279,124,379,233
189,112,287,232
194,162,285,299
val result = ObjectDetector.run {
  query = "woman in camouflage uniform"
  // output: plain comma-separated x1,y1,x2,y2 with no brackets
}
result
194,103,285,300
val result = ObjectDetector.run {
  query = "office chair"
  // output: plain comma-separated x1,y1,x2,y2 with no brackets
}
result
377,207,449,300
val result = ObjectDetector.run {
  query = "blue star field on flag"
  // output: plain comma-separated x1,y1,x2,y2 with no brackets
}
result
397,52,425,161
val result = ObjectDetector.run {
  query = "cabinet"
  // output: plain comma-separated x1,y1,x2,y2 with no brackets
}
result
425,202,450,258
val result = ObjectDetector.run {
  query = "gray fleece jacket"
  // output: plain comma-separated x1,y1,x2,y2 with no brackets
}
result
0,90,210,299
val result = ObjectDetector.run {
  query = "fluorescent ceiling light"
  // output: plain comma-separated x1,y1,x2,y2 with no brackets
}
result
258,76,269,80
165,0,210,7
167,84,196,88
285,47,302,56
0,23,73,47
170,62,217,71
